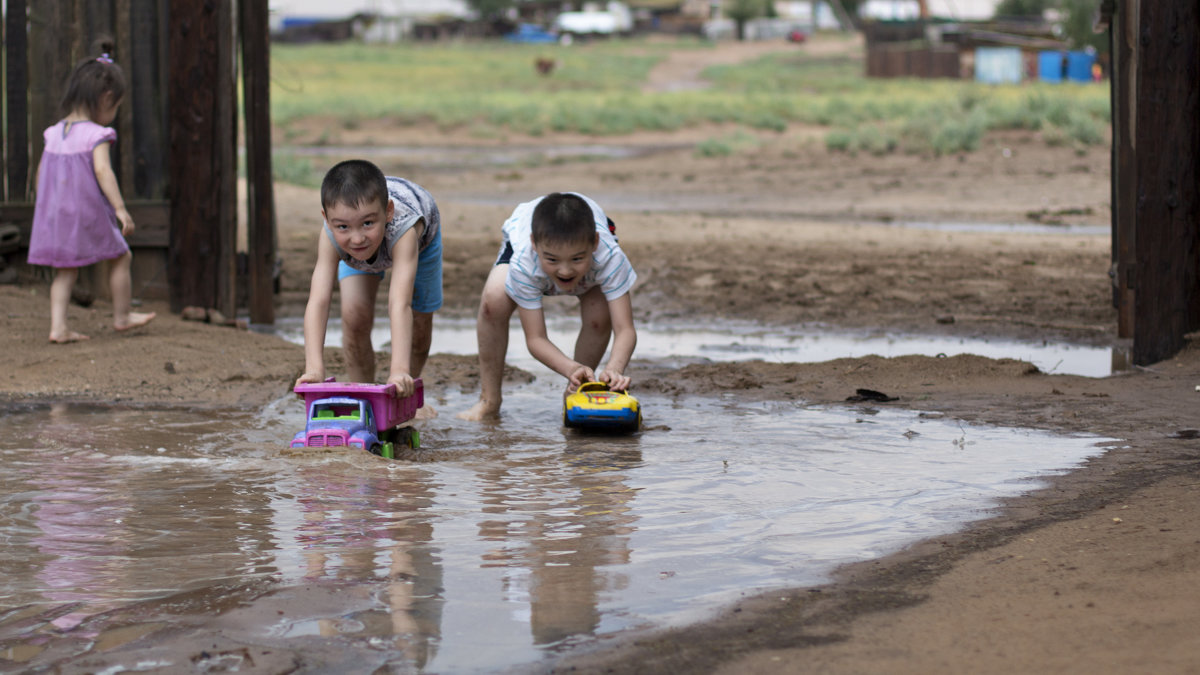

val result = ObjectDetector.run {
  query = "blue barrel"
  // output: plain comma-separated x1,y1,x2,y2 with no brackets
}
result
1066,51,1095,82
1038,50,1065,83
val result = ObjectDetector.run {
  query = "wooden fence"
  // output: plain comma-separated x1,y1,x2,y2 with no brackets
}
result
1,0,276,323
1109,1,1200,365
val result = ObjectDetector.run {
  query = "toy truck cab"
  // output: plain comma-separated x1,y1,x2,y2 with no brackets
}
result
292,380,424,458
292,396,382,452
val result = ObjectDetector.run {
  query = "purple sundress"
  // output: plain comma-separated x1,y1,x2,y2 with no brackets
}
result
26,120,129,268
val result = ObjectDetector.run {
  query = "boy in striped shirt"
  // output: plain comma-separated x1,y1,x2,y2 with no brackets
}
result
459,192,637,421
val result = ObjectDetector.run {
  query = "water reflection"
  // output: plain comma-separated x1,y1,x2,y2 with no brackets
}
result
268,464,444,667
0,392,1110,673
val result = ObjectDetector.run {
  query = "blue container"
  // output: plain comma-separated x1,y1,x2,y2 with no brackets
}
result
1066,51,1095,82
1038,50,1065,83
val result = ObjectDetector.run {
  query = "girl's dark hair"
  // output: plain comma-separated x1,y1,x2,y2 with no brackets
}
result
531,193,595,245
321,159,389,212
59,39,126,121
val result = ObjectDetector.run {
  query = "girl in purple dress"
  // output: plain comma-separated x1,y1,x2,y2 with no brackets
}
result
27,45,155,343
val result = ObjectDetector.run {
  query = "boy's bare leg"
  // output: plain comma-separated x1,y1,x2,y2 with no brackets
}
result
411,311,437,419
340,273,382,383
457,265,515,421
569,285,612,396
48,267,88,343
110,252,156,331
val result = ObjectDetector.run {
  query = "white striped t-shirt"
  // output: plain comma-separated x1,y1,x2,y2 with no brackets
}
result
502,193,636,310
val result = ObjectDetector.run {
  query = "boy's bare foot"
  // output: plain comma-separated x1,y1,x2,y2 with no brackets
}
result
49,331,90,344
456,399,501,422
114,311,156,332
415,404,438,421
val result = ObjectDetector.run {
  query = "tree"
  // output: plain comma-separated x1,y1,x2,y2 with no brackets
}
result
994,0,1050,17
725,0,767,40
1057,0,1107,54
466,0,515,21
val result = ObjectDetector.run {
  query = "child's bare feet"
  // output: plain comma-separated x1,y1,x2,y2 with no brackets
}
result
114,311,156,332
456,399,500,422
48,331,90,344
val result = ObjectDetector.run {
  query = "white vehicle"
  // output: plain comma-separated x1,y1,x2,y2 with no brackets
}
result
553,2,632,36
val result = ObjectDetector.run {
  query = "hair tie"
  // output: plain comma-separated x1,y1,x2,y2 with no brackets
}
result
97,53,114,64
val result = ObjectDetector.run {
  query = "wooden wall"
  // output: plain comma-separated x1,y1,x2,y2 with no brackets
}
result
2,0,277,323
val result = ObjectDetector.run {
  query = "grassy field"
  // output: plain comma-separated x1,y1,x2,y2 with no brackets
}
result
269,35,1110,157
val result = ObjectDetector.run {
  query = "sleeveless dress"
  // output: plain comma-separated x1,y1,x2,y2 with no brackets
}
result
26,120,129,268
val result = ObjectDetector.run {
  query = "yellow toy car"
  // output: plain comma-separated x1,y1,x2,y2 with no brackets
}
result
563,381,641,432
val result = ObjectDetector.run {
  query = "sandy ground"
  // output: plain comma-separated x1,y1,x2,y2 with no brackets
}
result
4,35,1200,673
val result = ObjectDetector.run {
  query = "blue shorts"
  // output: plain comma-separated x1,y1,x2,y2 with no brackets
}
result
338,227,443,313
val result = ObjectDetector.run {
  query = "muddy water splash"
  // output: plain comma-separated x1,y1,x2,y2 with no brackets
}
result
0,385,1111,672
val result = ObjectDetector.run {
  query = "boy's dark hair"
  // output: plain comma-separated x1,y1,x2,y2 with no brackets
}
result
321,160,388,212
60,38,126,121
531,193,595,246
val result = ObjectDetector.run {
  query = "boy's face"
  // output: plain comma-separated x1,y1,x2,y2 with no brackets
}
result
323,197,394,261
532,233,598,292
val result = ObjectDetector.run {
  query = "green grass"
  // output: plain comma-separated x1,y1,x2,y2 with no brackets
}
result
270,36,1111,156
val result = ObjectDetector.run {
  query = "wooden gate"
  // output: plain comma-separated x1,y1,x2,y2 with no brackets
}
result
1,0,276,323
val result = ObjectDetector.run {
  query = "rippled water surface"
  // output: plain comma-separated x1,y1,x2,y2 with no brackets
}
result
0,378,1111,673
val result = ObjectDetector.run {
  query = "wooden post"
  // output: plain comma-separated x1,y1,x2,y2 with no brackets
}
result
1132,2,1200,365
1111,0,1137,339
5,0,31,202
240,0,278,325
167,0,237,316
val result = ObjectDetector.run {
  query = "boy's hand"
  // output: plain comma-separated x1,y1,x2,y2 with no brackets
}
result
567,364,595,391
597,369,631,392
388,372,415,398
294,371,324,394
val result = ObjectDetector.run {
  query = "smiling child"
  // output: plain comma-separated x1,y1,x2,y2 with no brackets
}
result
296,160,442,408
458,192,637,421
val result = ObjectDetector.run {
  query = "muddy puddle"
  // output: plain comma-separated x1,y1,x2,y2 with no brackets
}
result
0,373,1113,672
270,315,1117,378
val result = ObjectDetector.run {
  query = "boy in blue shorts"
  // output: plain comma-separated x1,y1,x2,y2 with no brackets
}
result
458,192,637,421
296,160,442,409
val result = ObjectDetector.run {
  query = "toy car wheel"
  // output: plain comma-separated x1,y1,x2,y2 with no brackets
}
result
369,443,383,456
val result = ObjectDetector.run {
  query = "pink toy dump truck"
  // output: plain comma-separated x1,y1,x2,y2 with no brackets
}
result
292,379,423,458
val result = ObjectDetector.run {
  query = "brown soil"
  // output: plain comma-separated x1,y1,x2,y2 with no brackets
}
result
4,35,1199,674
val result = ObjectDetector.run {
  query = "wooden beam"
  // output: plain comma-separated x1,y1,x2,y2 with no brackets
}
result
5,0,31,202
240,0,278,325
1,201,170,248
128,0,169,199
167,0,237,316
1132,1,1200,365
1111,0,1136,339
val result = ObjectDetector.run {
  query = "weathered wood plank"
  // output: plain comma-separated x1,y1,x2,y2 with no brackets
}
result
128,0,168,199
1112,0,1136,339
240,0,277,324
1132,2,1200,365
2,201,171,248
5,0,32,202
167,0,237,315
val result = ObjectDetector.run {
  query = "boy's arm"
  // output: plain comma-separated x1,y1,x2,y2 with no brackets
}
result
297,233,338,387
517,305,594,388
598,292,636,391
385,223,421,398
